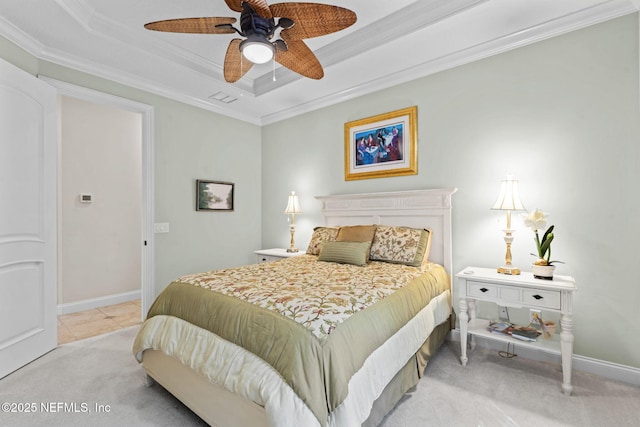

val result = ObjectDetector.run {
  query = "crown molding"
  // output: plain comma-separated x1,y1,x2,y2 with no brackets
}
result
260,0,638,125
2,0,637,126
0,16,46,57
39,44,260,124
54,0,254,92
252,0,487,95
0,6,258,124
0,13,258,123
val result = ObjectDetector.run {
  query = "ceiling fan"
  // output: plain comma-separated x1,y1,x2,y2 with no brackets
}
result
144,0,357,83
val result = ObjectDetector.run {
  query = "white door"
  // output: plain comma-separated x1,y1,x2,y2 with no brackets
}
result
0,58,57,379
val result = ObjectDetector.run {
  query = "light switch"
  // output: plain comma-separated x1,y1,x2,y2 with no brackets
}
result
154,223,170,233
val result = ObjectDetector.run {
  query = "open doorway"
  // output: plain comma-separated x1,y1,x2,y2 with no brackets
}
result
40,77,155,342
58,96,142,342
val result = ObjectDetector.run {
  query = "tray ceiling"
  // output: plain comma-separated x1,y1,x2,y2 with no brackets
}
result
0,0,637,125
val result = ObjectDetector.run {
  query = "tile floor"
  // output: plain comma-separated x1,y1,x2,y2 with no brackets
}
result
57,300,142,344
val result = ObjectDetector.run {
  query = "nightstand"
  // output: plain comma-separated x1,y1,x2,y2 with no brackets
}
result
254,248,306,263
456,267,577,395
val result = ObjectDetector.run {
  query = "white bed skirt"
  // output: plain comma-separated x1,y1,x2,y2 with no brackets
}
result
134,289,451,427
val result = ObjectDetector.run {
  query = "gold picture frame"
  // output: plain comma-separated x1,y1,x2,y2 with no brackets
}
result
344,106,418,181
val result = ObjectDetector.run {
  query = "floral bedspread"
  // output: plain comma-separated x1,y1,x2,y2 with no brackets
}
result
178,255,436,340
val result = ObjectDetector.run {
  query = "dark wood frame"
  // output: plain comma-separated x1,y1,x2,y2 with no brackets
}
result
196,180,234,211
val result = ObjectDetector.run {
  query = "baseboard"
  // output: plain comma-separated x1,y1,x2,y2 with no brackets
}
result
57,290,141,315
447,329,640,387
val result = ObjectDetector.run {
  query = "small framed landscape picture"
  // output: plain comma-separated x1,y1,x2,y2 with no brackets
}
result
344,106,418,181
196,180,234,212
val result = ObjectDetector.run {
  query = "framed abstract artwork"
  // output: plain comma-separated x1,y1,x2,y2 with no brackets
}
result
344,106,418,181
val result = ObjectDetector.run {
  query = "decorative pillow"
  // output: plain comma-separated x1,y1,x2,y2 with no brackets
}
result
335,225,377,243
369,225,432,267
318,241,371,266
306,226,339,255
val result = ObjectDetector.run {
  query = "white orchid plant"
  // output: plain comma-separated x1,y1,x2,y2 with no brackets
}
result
523,209,563,266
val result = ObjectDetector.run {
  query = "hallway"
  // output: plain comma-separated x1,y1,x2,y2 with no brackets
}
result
57,300,141,344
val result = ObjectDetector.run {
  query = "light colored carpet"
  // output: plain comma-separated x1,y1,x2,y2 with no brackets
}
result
1,326,639,427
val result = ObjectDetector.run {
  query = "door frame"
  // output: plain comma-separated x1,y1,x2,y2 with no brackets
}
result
39,76,155,319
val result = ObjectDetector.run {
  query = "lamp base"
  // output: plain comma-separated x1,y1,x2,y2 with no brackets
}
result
497,265,521,275
286,247,299,253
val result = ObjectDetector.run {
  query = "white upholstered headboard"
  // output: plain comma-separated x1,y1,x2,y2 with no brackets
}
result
315,188,457,275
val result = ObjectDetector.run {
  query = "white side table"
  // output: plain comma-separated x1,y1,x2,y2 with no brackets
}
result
456,266,577,395
254,248,306,263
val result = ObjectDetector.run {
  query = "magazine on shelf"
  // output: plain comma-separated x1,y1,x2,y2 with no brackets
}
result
487,321,542,342
510,326,542,342
487,321,513,335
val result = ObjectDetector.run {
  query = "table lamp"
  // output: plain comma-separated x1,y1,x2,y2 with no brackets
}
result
284,191,302,252
491,175,525,275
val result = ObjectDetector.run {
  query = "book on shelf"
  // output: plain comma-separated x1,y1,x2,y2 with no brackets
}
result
487,321,542,342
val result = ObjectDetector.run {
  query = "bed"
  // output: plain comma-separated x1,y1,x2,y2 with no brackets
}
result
133,188,456,427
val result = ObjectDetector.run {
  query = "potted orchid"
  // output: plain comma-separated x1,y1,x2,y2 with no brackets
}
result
523,209,562,280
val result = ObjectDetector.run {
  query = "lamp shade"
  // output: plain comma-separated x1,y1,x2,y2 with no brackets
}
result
284,191,302,214
491,175,525,211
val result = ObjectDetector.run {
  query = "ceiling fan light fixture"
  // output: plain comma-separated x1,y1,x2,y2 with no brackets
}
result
240,37,275,64
143,1,357,81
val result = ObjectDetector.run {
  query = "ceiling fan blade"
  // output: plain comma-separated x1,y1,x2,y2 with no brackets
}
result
224,0,244,12
224,39,254,83
144,17,236,34
226,0,272,18
269,3,356,40
275,40,323,80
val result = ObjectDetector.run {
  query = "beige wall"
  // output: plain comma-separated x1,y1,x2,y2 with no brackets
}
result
60,96,141,304
261,14,640,368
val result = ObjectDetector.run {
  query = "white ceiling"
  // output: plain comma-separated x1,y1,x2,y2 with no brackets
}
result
0,0,637,125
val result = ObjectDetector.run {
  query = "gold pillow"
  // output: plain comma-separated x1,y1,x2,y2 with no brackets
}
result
335,225,376,243
369,225,432,267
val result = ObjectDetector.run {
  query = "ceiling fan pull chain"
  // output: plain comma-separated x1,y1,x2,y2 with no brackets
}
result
272,57,276,82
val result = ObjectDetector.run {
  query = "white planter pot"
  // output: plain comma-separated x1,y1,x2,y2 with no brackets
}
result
532,264,556,280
